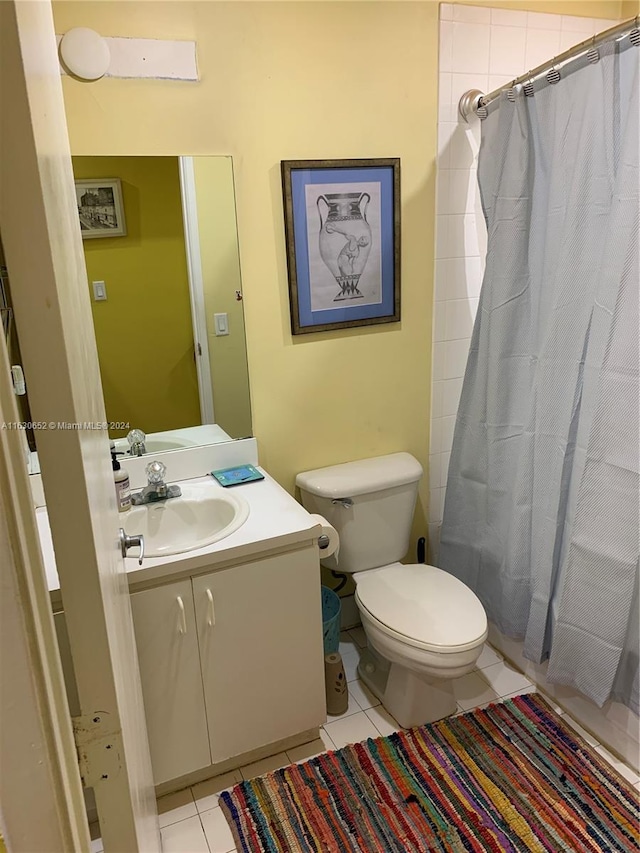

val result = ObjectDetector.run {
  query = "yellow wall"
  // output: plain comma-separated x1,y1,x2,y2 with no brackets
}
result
73,156,200,438
54,0,623,554
193,157,252,438
621,0,639,15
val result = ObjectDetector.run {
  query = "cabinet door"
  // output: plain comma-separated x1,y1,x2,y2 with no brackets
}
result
130,580,211,784
193,548,326,764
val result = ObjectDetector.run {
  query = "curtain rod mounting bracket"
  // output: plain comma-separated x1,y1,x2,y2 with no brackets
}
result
458,89,485,124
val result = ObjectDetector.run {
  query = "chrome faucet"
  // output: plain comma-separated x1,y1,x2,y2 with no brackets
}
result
131,460,182,505
127,428,147,457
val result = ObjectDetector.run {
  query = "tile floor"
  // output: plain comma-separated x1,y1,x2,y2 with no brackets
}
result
90,630,640,852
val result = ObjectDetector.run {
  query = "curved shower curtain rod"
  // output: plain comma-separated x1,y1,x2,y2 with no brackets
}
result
458,15,640,123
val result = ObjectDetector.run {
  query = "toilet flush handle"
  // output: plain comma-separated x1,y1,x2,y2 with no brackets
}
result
331,497,353,508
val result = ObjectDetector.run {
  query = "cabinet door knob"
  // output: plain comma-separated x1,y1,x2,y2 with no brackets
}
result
206,588,215,627
177,596,187,635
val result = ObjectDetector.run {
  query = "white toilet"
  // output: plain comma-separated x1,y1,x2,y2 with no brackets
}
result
296,452,488,728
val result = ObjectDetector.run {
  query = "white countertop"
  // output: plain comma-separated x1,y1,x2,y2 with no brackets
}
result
38,469,321,601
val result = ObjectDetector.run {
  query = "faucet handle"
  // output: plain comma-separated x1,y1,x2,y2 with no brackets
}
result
145,460,167,484
127,428,146,446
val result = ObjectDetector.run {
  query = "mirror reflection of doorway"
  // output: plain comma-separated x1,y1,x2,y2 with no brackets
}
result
75,156,253,446
73,155,203,441
2,156,252,475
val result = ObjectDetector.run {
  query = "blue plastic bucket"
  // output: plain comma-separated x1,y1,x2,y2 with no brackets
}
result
321,586,341,656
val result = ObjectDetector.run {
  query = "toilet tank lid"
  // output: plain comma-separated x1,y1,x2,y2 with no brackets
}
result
296,453,423,498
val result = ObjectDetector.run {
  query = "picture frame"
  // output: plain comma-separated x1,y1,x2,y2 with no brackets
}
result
74,178,127,239
281,158,400,334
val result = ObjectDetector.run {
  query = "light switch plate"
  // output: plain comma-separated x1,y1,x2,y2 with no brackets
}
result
214,312,229,336
92,280,107,301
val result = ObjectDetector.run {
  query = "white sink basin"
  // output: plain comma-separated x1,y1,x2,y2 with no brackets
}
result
138,436,195,454
124,482,249,557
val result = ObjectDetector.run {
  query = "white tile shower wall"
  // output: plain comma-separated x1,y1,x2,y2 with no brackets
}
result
432,4,637,772
430,4,620,559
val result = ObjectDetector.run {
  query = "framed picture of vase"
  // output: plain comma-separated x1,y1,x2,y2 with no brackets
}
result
281,158,400,334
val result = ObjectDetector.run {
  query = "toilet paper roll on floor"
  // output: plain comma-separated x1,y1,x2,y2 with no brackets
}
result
307,513,340,563
324,652,348,716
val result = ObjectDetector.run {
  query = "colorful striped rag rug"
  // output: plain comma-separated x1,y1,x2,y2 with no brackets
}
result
220,694,639,852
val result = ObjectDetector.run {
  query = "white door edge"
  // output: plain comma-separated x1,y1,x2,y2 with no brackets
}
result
1,2,160,848
179,156,215,424
0,332,90,852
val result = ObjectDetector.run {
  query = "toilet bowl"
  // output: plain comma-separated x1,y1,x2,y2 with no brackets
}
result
353,562,487,727
296,452,488,728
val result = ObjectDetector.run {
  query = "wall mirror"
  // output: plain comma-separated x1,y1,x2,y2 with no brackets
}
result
3,155,252,470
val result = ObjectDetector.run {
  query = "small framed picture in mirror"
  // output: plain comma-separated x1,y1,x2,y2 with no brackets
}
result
74,177,127,239
281,158,400,334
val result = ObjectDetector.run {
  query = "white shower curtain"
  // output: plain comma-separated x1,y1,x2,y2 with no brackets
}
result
439,36,639,712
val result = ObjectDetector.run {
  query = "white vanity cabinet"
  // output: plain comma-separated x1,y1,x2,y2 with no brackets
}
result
193,548,325,764
127,543,326,785
130,579,211,785
42,468,328,791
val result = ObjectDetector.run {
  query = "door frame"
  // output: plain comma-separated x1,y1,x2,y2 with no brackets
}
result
0,332,89,853
179,156,215,424
0,1,159,849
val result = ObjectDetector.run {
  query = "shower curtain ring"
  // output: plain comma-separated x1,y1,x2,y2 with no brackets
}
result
523,74,535,98
587,35,600,64
546,59,561,85
507,79,517,102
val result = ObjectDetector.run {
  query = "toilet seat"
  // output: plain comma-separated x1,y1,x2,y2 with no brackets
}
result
355,562,487,653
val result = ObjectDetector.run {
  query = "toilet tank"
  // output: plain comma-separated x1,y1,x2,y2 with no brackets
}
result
296,453,423,574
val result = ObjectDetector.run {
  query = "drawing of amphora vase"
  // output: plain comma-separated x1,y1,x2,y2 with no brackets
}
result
317,192,372,301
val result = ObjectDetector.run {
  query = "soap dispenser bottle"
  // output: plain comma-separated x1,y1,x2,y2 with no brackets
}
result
111,447,131,513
